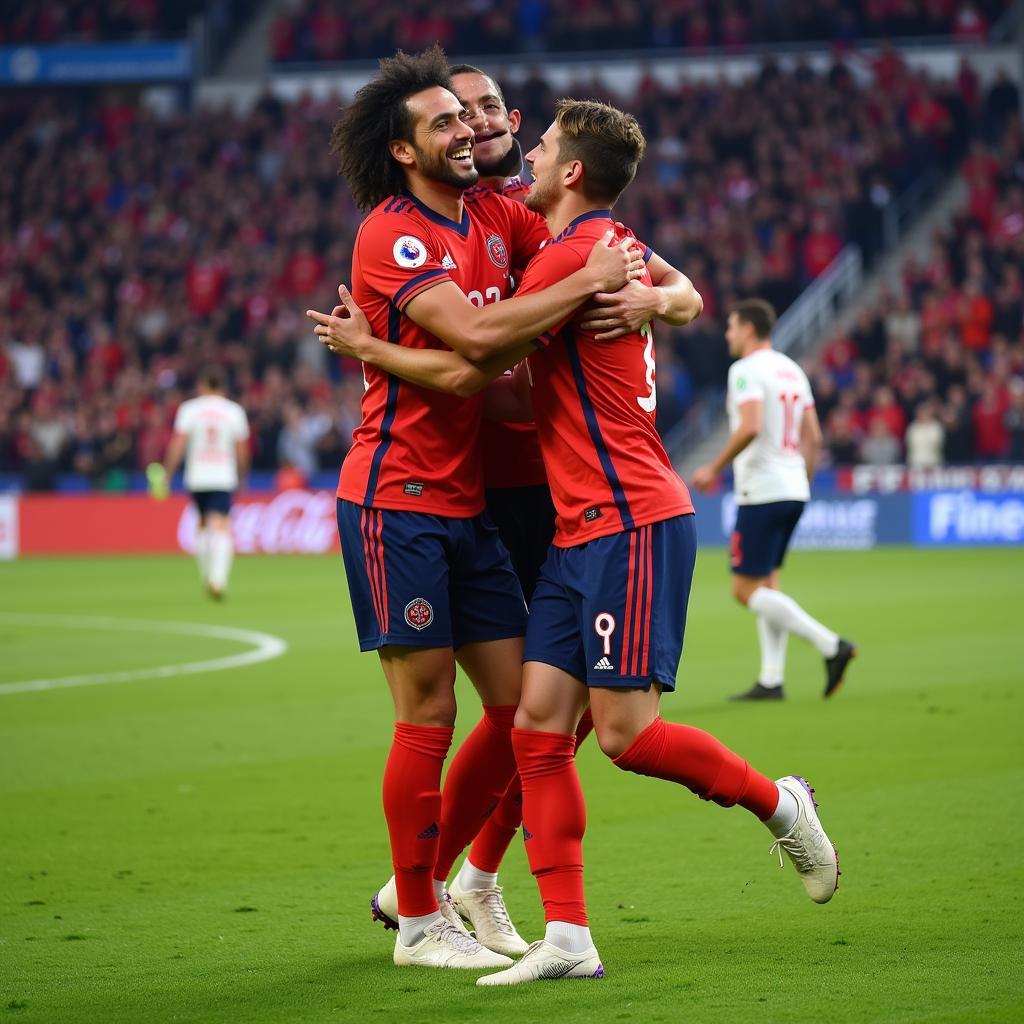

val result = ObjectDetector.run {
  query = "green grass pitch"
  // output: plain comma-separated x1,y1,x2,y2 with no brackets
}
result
1,547,1022,1023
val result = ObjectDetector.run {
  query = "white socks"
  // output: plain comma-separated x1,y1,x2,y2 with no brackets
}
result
398,910,443,947
208,529,234,592
765,784,800,837
195,527,210,583
545,921,594,955
453,858,499,892
747,587,838,659
432,878,445,900
756,615,788,688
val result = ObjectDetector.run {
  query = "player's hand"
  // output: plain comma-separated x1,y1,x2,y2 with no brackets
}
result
146,463,169,501
307,285,372,358
691,464,717,493
585,229,647,293
578,280,660,340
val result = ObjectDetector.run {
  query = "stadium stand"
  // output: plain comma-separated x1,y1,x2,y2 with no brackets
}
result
811,85,1024,466
270,0,1015,63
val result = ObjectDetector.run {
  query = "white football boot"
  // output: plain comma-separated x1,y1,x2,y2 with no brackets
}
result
447,880,529,956
371,875,472,935
476,939,604,986
769,776,840,904
393,918,513,969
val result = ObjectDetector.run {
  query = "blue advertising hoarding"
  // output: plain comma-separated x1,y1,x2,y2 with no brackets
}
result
0,42,191,86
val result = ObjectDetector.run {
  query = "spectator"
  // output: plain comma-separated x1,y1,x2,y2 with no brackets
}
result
860,419,902,465
905,400,945,467
1005,378,1024,460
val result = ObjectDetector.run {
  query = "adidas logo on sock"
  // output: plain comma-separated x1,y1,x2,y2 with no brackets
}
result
593,656,614,671
417,822,440,840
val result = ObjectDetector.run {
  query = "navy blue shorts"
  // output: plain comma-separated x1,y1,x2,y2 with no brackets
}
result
484,484,556,606
730,500,805,578
524,514,696,690
191,490,231,517
337,499,528,652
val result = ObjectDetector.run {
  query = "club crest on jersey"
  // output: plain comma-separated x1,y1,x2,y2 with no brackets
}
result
485,234,509,269
404,597,434,631
393,236,428,269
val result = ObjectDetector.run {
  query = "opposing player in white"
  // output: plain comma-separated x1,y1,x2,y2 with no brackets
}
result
161,366,249,600
693,299,856,699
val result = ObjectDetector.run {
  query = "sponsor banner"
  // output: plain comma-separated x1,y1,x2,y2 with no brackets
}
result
0,493,18,559
690,492,912,551
839,464,1024,495
17,490,340,555
0,42,192,86
913,491,1024,546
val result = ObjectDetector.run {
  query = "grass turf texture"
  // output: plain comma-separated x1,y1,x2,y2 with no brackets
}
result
1,548,1022,1024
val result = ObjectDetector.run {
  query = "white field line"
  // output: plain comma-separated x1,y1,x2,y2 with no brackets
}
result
0,614,287,696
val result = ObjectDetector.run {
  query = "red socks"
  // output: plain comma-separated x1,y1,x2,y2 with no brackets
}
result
469,709,595,873
382,722,454,917
433,705,518,882
512,728,588,926
612,717,779,820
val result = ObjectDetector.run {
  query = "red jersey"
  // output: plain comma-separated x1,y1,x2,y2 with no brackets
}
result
472,176,549,491
338,190,547,515
519,210,694,546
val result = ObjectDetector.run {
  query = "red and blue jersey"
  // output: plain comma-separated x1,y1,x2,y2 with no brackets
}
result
518,210,694,547
338,190,548,516
470,176,549,491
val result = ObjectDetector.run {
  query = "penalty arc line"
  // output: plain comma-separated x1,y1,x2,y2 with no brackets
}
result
0,613,288,696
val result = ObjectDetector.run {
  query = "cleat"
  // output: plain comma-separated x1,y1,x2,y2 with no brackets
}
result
448,881,529,956
824,639,856,698
769,776,839,904
371,875,471,936
476,939,604,986
205,582,224,601
730,682,784,701
394,918,513,969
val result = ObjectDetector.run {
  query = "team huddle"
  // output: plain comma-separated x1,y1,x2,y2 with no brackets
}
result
304,45,855,986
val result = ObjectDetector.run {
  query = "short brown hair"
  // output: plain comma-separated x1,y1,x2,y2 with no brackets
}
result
200,365,226,392
553,98,646,206
731,298,777,339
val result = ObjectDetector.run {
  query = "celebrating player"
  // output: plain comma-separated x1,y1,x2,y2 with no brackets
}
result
691,300,857,700
309,47,643,971
317,99,840,986
158,366,249,600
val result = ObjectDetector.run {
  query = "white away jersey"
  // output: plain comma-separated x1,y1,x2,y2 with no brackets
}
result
173,394,249,492
727,348,813,505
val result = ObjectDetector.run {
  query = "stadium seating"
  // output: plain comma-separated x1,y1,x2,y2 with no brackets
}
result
0,57,1008,488
270,0,1014,63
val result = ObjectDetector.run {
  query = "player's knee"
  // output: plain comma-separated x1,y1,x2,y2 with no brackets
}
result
594,721,635,761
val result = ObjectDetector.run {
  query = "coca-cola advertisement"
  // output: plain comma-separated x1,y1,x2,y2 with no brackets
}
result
15,490,340,556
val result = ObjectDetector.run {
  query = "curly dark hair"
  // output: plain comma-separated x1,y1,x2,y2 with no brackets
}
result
329,45,453,212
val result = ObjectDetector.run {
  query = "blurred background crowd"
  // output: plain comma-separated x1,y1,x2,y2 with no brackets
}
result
1,1,1022,491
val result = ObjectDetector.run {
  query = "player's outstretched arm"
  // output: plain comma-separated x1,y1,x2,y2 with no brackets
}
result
578,252,703,341
404,230,645,362
692,400,762,492
311,286,532,398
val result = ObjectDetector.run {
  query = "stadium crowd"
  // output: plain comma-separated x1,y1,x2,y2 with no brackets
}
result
810,88,1024,467
271,0,1012,63
0,55,1011,490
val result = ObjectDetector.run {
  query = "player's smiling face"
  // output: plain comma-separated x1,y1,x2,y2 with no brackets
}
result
452,72,521,178
524,123,565,214
401,86,479,191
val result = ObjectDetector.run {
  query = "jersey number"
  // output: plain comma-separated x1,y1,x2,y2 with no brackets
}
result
635,322,657,413
467,287,502,307
779,393,802,452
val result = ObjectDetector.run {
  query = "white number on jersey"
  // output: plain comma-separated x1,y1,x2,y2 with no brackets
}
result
636,322,657,413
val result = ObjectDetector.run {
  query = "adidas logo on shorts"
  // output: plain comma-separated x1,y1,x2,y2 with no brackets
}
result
593,656,614,671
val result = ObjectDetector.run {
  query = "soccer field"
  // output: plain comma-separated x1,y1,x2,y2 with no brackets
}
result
1,548,1022,1023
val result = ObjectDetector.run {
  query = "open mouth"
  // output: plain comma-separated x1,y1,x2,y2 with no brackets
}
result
474,130,507,146
449,144,473,167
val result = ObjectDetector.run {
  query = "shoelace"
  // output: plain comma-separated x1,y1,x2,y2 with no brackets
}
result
478,887,516,935
439,892,472,935
433,919,486,955
769,832,814,871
